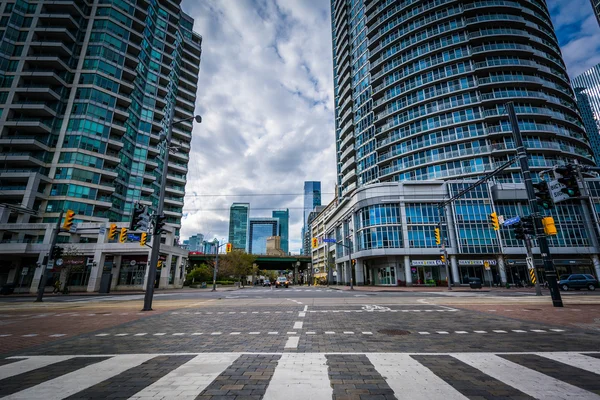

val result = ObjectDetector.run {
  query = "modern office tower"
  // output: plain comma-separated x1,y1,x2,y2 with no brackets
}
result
591,0,600,27
573,65,600,165
247,218,279,254
188,233,204,252
0,0,201,292
330,0,593,199
228,203,250,250
272,209,289,254
302,181,321,254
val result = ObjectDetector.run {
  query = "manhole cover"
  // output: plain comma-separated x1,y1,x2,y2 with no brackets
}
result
379,329,411,336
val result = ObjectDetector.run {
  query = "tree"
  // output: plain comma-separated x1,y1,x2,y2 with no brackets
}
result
61,245,85,293
186,264,212,285
218,250,256,284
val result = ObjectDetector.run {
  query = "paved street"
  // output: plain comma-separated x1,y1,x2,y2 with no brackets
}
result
0,287,599,399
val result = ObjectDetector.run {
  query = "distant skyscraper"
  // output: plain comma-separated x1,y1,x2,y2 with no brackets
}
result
228,203,250,250
272,209,289,254
248,218,279,254
573,65,600,166
591,0,600,27
188,234,204,252
302,182,321,255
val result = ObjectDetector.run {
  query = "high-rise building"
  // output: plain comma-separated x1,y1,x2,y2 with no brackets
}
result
0,0,201,293
302,181,321,254
247,218,279,255
228,203,249,250
188,234,204,252
573,65,600,166
272,209,289,254
591,0,600,27
330,0,593,199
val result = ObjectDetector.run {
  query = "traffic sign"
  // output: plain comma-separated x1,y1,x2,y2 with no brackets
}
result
526,256,534,270
322,238,336,243
99,227,106,235
55,258,63,266
46,260,54,269
69,223,78,234
548,179,570,204
503,216,521,226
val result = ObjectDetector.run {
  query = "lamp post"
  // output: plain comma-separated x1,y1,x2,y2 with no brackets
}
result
142,112,201,311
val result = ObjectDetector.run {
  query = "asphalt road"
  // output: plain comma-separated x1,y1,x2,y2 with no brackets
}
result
1,287,599,399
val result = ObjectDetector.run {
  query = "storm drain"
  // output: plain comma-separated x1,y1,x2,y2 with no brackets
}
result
378,329,411,336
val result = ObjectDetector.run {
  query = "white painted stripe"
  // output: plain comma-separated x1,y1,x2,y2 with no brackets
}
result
287,332,297,335
248,332,260,335
455,331,468,334
531,329,547,333
537,352,600,374
134,333,147,336
264,353,331,400
362,332,373,335
210,332,222,335
550,329,565,332
115,333,128,336
303,305,308,311
22,334,38,337
0,334,12,337
129,353,240,400
268,332,278,335
437,331,449,335
367,354,468,400
474,331,487,334
172,333,185,336
306,332,316,335
0,356,73,380
230,332,241,335
493,330,507,333
4,354,155,400
299,312,306,317
452,353,600,400
95,333,109,337
344,332,354,335
325,331,335,334
293,322,303,329
191,333,203,335
154,333,166,336
419,332,430,335
49,334,66,337
284,336,299,349
512,330,527,333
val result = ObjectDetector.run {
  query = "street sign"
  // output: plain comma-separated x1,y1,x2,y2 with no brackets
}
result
99,227,106,235
548,179,570,204
69,223,78,234
322,238,336,243
503,216,521,226
55,258,63,266
46,260,54,269
21,267,28,275
498,215,505,224
526,256,534,270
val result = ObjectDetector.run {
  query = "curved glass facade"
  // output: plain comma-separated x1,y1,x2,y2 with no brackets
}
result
331,0,594,197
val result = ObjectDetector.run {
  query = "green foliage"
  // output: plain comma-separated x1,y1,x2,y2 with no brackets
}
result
185,264,212,285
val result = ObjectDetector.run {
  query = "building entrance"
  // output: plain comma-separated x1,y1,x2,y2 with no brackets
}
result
376,267,396,285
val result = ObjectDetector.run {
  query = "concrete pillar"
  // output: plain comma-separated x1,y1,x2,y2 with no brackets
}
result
355,259,364,285
7,267,17,285
404,255,412,286
450,255,460,285
111,255,122,290
497,255,507,285
30,225,53,293
86,249,105,292
294,264,298,285
159,254,171,288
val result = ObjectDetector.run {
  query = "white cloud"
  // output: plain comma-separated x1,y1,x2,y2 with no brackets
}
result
179,0,336,253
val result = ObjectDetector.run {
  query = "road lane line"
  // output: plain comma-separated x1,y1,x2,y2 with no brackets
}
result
264,354,331,400
303,305,308,311
284,336,299,349
293,321,303,329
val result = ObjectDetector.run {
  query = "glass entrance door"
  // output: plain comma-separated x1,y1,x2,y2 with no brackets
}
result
377,267,396,285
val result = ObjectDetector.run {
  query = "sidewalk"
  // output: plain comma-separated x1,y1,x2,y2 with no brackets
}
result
2,286,242,298
326,284,544,293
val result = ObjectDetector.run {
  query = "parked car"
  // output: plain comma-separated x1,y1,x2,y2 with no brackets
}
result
275,277,289,288
0,283,15,295
263,280,271,287
558,274,599,291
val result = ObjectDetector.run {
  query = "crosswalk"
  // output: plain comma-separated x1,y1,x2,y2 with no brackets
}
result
1,352,598,399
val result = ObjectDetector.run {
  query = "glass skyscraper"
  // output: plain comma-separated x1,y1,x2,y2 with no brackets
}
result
272,209,289,254
330,0,594,199
0,0,201,233
573,65,600,166
591,0,600,27
247,218,278,255
302,181,321,254
228,203,249,250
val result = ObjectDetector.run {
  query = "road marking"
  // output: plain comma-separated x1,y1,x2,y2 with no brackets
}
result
325,331,335,334
133,333,147,336
287,332,297,335
512,330,527,333
531,329,547,333
284,336,299,349
550,329,565,332
299,312,306,317
474,331,487,334
493,330,507,333
343,332,354,334
537,352,600,374
437,331,449,335
362,332,373,335
419,332,430,335
153,333,166,336
0,356,73,380
210,332,222,335
172,333,184,336
268,332,278,335
22,334,38,337
192,333,203,335
249,332,260,335
455,331,468,334
129,353,240,400
368,354,468,400
0,334,11,337
303,305,308,311
96,333,109,337
230,332,241,335
49,334,66,337
264,354,331,399
306,332,316,335
452,353,599,400
293,321,303,329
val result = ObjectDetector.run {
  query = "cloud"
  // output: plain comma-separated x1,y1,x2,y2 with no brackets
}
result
179,0,336,252
548,0,600,78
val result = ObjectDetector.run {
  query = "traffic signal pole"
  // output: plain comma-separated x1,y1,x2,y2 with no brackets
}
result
506,102,563,307
36,211,63,302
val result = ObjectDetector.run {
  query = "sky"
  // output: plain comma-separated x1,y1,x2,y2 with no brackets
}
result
179,0,600,253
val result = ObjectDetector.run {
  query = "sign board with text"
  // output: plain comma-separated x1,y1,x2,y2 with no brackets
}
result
548,179,570,204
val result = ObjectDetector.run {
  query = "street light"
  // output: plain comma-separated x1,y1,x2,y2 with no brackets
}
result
142,112,202,311
210,239,227,292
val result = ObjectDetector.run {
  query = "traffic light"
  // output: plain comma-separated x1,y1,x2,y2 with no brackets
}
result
51,245,63,260
226,243,232,253
155,215,167,234
556,164,581,197
489,212,499,231
311,237,318,248
434,228,441,245
108,223,117,241
63,209,75,231
440,254,446,263
533,181,554,210
352,259,356,266
522,215,535,236
130,203,149,231
542,216,558,236
140,232,147,246
157,260,163,268
513,222,526,241
119,227,127,243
